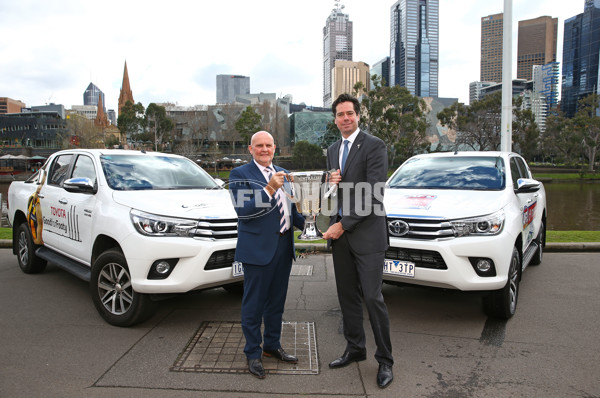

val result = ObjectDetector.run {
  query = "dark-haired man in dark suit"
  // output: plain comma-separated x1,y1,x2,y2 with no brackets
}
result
323,93,394,389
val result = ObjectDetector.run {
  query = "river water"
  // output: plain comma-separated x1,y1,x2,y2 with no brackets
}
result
1,181,598,231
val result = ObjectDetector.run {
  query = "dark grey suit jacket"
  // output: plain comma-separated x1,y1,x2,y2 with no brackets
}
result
326,130,389,254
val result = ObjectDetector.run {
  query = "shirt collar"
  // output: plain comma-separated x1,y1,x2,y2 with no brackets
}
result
254,160,274,174
342,128,360,145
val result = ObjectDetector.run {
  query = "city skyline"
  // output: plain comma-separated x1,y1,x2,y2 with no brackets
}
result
0,1,584,111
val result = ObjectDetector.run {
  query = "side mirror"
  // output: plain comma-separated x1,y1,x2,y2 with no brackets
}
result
515,178,541,194
214,178,225,187
64,177,97,194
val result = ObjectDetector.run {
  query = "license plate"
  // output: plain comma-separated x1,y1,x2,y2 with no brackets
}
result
383,260,415,278
232,261,244,277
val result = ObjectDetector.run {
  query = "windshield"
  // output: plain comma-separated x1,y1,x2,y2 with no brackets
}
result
100,154,219,191
388,156,505,190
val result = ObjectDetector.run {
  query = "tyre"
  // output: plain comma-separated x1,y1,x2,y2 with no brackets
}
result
530,219,545,266
223,282,244,295
483,246,520,319
90,249,155,327
15,222,47,274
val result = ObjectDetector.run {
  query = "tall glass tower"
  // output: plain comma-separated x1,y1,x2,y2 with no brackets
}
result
561,0,600,117
83,82,105,113
323,1,353,107
390,0,439,97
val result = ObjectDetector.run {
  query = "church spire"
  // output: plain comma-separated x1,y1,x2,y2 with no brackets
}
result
118,60,134,115
95,93,109,128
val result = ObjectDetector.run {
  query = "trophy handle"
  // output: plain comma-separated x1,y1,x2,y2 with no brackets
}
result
323,169,338,199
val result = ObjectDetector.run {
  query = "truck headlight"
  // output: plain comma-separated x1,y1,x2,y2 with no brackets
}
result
130,209,197,237
450,210,504,237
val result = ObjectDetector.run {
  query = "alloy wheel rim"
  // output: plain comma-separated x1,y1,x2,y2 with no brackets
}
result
18,232,28,265
97,262,133,315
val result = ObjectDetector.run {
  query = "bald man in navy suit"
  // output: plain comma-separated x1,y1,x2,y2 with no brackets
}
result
228,131,305,379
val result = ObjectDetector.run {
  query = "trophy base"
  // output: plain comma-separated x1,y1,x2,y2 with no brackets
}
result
297,217,323,241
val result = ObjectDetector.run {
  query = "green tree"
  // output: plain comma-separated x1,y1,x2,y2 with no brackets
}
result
542,112,580,165
354,76,429,166
292,140,325,169
235,106,262,145
145,103,174,151
318,120,340,149
65,113,104,148
572,93,600,171
512,96,541,160
117,101,146,145
438,92,502,151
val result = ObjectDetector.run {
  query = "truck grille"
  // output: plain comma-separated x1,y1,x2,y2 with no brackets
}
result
205,249,236,270
191,218,237,240
385,247,447,270
387,217,454,240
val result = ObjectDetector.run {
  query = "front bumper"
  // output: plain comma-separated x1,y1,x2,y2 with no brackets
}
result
384,232,516,291
120,234,241,294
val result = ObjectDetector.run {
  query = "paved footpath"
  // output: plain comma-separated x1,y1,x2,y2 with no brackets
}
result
0,248,599,397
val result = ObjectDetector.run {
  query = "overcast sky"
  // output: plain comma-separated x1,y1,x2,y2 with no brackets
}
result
0,0,586,111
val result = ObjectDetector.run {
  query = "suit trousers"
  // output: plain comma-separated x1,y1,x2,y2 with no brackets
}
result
241,233,293,359
331,233,394,366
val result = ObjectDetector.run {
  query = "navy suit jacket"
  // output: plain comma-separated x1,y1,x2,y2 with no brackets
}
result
229,161,305,265
326,130,389,254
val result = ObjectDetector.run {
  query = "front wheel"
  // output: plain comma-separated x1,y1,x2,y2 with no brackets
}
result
15,223,47,274
483,246,520,319
90,249,155,327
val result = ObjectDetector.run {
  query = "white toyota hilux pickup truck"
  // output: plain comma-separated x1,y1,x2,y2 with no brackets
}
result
383,151,546,318
7,149,241,326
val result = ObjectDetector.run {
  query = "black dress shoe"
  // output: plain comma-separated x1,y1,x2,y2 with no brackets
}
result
248,358,265,379
263,348,298,363
329,350,367,368
377,363,393,388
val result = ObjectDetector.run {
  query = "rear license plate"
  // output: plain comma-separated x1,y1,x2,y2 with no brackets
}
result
383,260,415,278
232,261,244,277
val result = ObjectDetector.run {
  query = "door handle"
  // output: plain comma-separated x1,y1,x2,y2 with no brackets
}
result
37,194,45,199
59,198,68,205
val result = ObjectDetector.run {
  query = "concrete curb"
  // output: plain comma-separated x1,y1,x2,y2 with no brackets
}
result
1,240,599,252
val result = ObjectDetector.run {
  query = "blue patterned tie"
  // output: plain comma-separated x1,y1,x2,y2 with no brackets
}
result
341,140,349,173
266,167,287,233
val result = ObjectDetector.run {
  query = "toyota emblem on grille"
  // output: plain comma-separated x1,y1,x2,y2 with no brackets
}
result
388,220,409,237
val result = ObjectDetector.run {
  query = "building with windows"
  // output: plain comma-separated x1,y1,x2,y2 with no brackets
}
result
390,0,438,97
517,16,558,81
561,0,600,117
0,97,26,114
480,13,504,83
371,57,390,86
469,81,496,104
216,75,250,104
0,111,66,156
83,82,106,113
332,60,370,100
533,62,559,110
323,1,353,107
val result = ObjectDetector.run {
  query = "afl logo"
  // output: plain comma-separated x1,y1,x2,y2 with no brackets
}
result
388,220,409,237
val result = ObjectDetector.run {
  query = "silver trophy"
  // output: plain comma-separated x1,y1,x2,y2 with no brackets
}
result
286,170,337,240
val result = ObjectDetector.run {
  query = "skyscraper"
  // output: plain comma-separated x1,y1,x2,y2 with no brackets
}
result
216,75,250,104
323,1,353,107
480,13,504,83
331,60,370,101
517,16,558,81
390,0,439,97
83,82,105,113
561,0,600,117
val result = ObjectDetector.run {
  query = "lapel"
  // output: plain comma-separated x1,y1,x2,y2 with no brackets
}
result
247,161,268,186
342,131,365,177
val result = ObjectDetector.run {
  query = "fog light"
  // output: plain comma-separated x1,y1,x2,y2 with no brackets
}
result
468,257,496,277
147,258,179,280
476,259,492,273
155,261,171,274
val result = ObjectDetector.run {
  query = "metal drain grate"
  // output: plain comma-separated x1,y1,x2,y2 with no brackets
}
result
291,264,314,276
171,321,319,375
